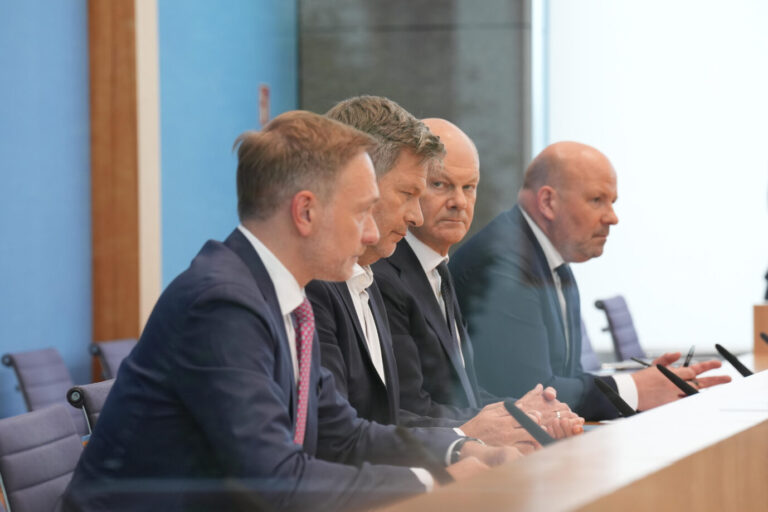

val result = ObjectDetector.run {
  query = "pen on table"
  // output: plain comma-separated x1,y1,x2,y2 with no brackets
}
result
656,364,699,396
683,345,695,367
630,357,651,367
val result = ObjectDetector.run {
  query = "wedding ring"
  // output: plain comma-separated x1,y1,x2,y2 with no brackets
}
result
555,410,561,419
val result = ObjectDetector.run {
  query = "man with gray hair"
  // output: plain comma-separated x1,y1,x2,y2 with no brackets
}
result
309,97,563,452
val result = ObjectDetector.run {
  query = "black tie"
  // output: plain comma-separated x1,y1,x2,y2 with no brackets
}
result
436,261,478,408
555,263,581,367
436,262,457,332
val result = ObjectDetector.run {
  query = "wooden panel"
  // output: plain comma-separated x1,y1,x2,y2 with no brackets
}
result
89,0,140,379
383,371,768,512
754,305,768,366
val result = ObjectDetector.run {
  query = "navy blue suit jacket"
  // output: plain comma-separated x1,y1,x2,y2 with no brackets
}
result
63,229,456,512
449,206,619,421
307,279,463,428
372,240,497,422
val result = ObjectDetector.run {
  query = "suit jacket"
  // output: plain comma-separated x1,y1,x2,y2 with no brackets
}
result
449,205,619,421
307,279,464,428
63,229,458,512
372,239,496,422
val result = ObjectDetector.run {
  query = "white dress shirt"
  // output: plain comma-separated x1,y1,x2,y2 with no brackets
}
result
404,231,466,367
346,264,386,386
518,210,639,410
238,226,435,490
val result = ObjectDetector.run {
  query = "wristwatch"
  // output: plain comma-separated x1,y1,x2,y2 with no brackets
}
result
450,436,485,464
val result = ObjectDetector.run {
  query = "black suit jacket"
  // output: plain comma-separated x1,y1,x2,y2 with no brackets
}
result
63,229,458,512
449,205,619,421
373,239,497,422
307,279,464,428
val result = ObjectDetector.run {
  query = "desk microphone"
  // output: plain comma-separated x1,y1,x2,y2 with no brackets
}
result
595,379,636,417
760,332,768,345
656,364,698,396
503,400,555,446
395,427,454,485
714,343,753,377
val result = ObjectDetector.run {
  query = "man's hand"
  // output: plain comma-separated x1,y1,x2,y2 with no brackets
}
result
459,402,541,451
459,441,523,467
634,359,732,410
444,456,489,483
515,383,584,438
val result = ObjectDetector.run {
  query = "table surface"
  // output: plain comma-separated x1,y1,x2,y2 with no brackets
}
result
383,368,768,512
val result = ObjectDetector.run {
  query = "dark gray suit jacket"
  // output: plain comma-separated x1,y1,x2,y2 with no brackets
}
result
63,229,457,512
450,205,619,421
373,240,499,422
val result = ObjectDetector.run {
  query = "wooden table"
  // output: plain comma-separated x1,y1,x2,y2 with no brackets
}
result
383,370,768,512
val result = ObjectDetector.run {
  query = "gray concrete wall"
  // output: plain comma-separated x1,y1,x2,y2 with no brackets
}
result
299,0,532,244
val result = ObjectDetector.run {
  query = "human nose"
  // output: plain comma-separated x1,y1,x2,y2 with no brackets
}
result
405,200,424,227
362,213,380,246
448,188,468,210
604,204,618,225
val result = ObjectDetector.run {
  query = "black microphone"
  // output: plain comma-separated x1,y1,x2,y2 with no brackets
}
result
595,379,636,417
656,364,698,396
503,400,555,446
395,427,454,485
715,343,753,377
760,332,768,345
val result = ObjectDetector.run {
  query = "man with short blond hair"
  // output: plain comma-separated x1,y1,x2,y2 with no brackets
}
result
63,111,503,512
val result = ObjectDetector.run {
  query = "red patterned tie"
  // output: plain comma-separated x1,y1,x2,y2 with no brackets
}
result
292,297,314,445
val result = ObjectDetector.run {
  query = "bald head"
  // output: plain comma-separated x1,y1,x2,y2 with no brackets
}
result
519,141,619,263
522,141,612,193
422,118,479,173
410,119,480,255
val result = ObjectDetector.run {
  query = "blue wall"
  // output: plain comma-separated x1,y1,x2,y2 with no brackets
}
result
0,2,91,417
158,0,299,285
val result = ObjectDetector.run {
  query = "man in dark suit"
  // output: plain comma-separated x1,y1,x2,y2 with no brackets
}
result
63,112,510,512
373,119,582,437
450,141,730,420
308,97,544,450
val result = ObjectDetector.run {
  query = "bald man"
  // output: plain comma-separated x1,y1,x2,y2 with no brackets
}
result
450,142,730,420
374,121,583,437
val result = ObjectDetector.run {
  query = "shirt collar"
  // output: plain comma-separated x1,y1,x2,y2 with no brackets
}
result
346,263,374,295
519,207,565,272
405,230,448,274
237,224,304,316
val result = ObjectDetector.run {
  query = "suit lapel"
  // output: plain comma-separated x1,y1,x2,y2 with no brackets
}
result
332,282,372,360
512,207,571,372
223,229,299,422
390,240,478,406
368,281,400,416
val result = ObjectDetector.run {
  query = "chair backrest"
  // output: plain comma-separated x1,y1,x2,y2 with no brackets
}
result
66,379,115,435
0,405,84,512
1,348,87,435
89,339,137,380
579,318,602,372
594,295,646,360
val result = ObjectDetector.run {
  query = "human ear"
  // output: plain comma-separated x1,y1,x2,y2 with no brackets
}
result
290,190,317,237
537,186,557,221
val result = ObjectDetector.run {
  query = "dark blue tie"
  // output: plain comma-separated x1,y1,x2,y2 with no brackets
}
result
555,263,581,368
436,262,478,408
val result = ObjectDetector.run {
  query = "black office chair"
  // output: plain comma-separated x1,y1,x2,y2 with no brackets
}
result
594,295,646,361
579,318,602,372
0,404,84,512
1,348,88,435
89,339,137,380
66,379,115,435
